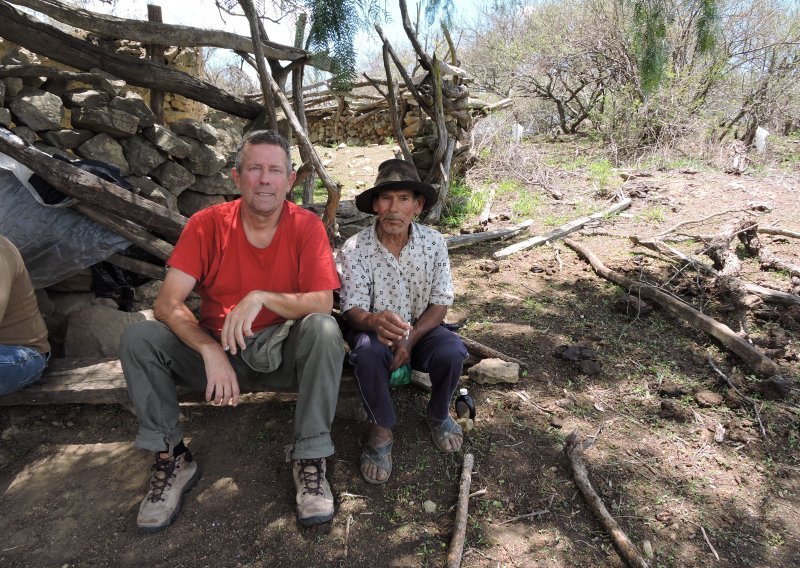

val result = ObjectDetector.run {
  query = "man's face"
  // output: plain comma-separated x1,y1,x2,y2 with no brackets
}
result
372,189,424,237
232,142,296,218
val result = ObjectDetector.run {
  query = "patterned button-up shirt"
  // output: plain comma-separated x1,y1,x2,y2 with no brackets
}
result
336,221,454,324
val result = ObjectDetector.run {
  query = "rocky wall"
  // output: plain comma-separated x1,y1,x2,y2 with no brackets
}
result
0,44,243,218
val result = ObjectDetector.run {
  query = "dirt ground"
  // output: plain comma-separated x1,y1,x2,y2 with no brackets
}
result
1,138,799,567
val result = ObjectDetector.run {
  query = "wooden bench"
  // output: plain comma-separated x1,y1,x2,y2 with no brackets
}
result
0,358,368,421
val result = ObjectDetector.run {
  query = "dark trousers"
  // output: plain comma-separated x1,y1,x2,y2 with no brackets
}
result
346,324,467,429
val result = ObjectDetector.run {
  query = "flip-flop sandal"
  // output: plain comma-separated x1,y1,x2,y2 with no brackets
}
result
360,439,393,485
426,415,463,453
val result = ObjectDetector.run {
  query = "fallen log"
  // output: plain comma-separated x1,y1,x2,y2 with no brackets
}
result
0,1,262,119
445,220,534,250
74,203,174,262
760,226,800,239
631,237,800,307
446,452,475,568
494,198,631,259
459,336,527,369
564,238,780,376
8,0,308,62
564,431,649,568
0,128,187,242
106,253,166,281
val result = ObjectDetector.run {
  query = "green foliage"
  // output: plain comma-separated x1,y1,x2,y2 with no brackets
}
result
588,158,614,192
440,179,488,228
628,0,670,95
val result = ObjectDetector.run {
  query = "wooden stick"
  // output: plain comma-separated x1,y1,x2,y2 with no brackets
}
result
564,431,649,568
344,514,353,558
446,453,475,568
497,509,550,524
494,198,631,258
707,353,767,436
700,526,721,561
445,220,534,250
760,226,800,239
565,238,780,377
459,336,527,369
631,237,800,307
106,254,166,281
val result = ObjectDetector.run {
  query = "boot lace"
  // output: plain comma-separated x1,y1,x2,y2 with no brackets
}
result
147,457,176,503
297,459,324,496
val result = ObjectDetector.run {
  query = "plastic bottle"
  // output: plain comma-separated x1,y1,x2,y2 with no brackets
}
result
455,388,476,420
389,363,411,387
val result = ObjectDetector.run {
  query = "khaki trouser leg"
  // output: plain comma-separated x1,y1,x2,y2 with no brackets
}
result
120,320,206,452
120,314,344,459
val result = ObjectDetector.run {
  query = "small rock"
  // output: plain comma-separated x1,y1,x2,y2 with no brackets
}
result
423,500,437,514
575,359,602,376
695,390,723,407
658,399,691,422
657,381,688,398
555,344,598,362
549,417,564,429
714,423,725,443
457,417,474,432
467,358,520,385
479,261,500,274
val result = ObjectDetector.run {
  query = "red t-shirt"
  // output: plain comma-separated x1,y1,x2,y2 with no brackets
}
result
168,199,339,337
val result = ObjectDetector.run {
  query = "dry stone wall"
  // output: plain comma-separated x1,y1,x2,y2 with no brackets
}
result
0,44,243,218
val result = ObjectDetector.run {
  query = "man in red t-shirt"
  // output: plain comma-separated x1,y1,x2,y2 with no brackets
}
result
120,130,343,531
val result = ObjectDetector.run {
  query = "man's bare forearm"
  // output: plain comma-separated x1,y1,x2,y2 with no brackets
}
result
154,301,222,356
254,289,333,320
408,304,448,345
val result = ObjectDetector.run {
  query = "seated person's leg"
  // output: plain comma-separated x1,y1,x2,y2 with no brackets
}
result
346,328,395,483
411,325,468,453
0,344,48,395
259,313,343,525
119,319,206,532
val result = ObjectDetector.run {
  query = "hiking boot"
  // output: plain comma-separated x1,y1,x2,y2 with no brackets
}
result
137,450,200,532
292,458,334,526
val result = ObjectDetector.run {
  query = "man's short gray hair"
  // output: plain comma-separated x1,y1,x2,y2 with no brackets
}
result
234,129,293,174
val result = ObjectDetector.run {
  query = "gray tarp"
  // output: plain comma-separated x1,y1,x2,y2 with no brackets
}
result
0,155,130,288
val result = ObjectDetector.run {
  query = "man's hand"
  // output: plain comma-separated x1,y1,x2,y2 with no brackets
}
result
221,290,266,355
391,334,412,370
202,347,241,406
371,310,412,347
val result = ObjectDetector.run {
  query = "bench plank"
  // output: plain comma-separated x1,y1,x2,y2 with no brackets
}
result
0,358,359,407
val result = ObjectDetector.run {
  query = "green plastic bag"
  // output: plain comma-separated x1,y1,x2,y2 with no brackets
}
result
389,364,411,387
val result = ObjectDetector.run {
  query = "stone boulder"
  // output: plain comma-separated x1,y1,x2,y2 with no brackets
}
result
3,77,24,99
467,358,520,385
0,79,5,107
189,171,239,195
144,124,191,159
179,136,227,176
177,190,225,217
127,176,178,212
75,133,130,175
40,128,94,149
62,88,110,109
11,126,35,144
8,87,63,130
64,302,153,358
169,117,219,144
150,160,195,193
122,135,166,176
89,67,126,97
110,91,156,128
0,108,10,128
72,107,139,138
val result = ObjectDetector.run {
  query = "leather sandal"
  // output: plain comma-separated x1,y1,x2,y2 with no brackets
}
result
360,439,393,484
426,415,463,453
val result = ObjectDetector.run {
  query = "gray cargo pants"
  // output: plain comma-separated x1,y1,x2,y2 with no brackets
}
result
119,313,343,460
